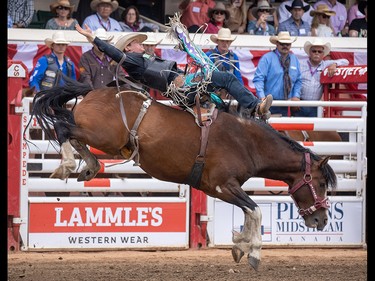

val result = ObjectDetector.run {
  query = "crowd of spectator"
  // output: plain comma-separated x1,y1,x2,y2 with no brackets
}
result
8,0,367,118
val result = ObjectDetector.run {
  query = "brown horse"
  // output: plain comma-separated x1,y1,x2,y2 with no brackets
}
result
28,78,336,271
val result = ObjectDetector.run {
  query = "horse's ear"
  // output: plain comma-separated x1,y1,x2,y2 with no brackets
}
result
319,156,331,167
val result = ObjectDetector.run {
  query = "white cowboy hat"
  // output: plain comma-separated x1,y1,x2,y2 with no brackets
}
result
94,28,114,42
251,0,276,19
210,28,237,43
90,0,119,11
45,31,71,48
114,33,147,51
142,32,162,45
50,0,74,14
304,38,331,57
269,31,297,44
310,4,336,17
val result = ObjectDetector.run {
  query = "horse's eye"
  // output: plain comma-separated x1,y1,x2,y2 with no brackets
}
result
320,182,326,189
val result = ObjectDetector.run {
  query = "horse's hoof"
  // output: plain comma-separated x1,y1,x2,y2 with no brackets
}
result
248,255,260,271
231,245,244,263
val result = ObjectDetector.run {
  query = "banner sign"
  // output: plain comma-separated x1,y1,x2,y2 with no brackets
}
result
210,197,363,246
29,202,188,249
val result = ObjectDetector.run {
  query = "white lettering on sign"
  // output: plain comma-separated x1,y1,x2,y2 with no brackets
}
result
54,207,163,227
8,63,27,78
323,66,367,79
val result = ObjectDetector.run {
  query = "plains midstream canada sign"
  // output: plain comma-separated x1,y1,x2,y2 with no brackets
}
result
208,197,363,246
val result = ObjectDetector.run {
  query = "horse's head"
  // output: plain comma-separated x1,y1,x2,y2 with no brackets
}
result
288,152,337,230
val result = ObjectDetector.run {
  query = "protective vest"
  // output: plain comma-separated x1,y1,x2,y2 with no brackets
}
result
142,54,178,92
210,50,235,74
40,55,73,91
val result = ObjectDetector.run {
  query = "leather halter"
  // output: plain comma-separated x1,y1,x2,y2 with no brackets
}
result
288,153,330,217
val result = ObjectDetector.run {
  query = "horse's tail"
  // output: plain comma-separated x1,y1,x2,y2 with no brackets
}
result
29,75,93,146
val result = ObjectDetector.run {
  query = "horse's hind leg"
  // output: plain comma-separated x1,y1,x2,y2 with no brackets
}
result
69,138,101,181
232,207,262,271
50,141,77,180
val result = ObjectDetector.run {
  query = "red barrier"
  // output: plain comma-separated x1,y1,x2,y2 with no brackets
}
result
322,65,367,118
8,60,28,251
189,188,207,248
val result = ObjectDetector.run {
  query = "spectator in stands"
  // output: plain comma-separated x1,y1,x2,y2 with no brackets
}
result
278,0,311,36
347,0,365,26
8,15,13,28
277,0,313,27
295,38,349,117
78,28,127,89
45,0,79,30
29,31,76,92
349,0,367,38
247,0,278,32
225,0,248,34
253,31,301,117
76,24,273,119
247,0,276,36
179,0,216,33
82,0,122,31
205,2,229,34
310,4,336,37
313,0,347,36
206,28,243,84
119,5,159,32
142,32,162,56
8,0,34,28
205,28,243,102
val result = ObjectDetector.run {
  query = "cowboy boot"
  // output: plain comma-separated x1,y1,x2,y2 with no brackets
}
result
256,94,273,120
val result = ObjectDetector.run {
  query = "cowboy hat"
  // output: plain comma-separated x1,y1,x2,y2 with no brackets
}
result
50,0,74,14
285,0,310,13
210,28,237,43
114,33,147,51
45,31,71,48
208,2,230,20
358,0,367,16
93,28,114,42
251,0,276,19
90,0,119,11
310,4,336,17
304,38,331,57
269,31,297,44
142,32,162,45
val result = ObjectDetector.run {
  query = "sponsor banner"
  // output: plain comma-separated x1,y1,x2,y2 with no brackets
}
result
28,232,187,249
29,202,188,249
211,198,363,246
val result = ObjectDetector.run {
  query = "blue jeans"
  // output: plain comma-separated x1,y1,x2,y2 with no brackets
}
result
210,71,260,109
292,107,318,117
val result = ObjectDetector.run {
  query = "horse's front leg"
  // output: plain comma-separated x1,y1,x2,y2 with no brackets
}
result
69,138,101,181
50,141,76,180
232,206,262,271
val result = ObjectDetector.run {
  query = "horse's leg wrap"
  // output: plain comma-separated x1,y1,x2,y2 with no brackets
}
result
50,141,76,180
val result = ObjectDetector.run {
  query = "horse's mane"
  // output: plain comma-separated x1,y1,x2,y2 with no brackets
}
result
250,118,337,189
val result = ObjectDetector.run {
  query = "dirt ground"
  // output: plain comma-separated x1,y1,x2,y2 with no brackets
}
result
8,247,367,281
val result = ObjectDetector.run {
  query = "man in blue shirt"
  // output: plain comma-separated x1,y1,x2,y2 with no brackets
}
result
278,0,311,36
253,31,301,117
29,31,77,92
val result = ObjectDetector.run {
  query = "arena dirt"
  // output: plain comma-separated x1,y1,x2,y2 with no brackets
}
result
8,247,366,281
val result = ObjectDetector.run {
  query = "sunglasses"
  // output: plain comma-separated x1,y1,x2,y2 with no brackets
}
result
279,42,291,47
214,11,225,15
311,49,324,54
258,9,270,13
57,6,70,10
321,15,330,19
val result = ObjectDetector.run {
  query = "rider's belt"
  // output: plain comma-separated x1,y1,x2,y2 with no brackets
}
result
143,57,177,92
